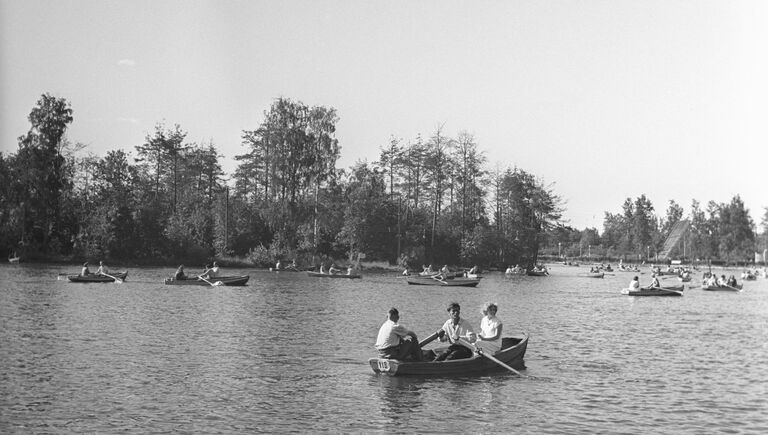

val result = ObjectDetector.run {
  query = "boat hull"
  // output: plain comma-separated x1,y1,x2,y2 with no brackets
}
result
67,272,128,283
306,271,362,279
578,272,604,278
369,334,528,376
701,283,742,291
164,275,250,286
622,285,683,296
406,277,480,287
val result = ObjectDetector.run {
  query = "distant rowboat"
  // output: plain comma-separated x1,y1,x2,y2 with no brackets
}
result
67,272,128,283
406,276,480,287
621,285,683,296
307,271,362,279
164,275,250,286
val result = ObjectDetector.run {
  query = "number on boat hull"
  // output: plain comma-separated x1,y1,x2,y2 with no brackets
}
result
377,360,391,372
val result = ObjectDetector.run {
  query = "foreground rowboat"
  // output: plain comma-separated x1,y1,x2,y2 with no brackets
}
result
163,275,250,286
405,276,480,287
369,333,529,376
621,285,683,296
306,271,362,279
67,272,128,283
701,283,743,291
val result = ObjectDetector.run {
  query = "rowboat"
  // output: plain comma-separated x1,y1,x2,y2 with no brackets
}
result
701,283,743,291
67,272,128,283
8,256,20,263
369,333,528,376
163,275,250,286
306,271,362,279
406,276,480,287
526,270,548,277
621,285,684,296
578,272,604,278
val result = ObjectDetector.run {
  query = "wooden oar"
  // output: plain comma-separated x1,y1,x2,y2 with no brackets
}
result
100,272,122,284
457,338,524,377
725,284,742,292
431,275,447,284
419,331,441,347
198,275,222,286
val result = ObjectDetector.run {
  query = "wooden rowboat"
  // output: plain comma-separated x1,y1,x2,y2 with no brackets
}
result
578,272,604,278
163,275,250,286
369,333,528,376
701,283,742,291
67,272,128,283
406,276,480,287
621,285,683,296
306,271,362,279
526,270,549,276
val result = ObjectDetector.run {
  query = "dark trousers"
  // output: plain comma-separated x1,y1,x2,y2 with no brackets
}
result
379,338,423,361
433,344,473,361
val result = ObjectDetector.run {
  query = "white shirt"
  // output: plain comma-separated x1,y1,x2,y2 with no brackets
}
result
476,315,502,354
440,318,474,344
375,319,410,350
629,280,640,290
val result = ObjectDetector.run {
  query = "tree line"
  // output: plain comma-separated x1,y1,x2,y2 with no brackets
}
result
1,93,765,268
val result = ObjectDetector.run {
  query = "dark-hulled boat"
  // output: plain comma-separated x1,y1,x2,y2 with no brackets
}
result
526,270,549,277
306,271,362,279
67,272,128,283
701,283,743,291
406,276,480,287
163,275,250,286
621,285,683,296
578,272,604,278
369,333,529,376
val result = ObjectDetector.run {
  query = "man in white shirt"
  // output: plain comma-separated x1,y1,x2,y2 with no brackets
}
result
375,308,423,361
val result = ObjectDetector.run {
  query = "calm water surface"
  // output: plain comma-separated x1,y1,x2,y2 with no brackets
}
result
1,263,767,433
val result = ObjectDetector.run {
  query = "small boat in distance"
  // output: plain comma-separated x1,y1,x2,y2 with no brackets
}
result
306,271,362,279
701,283,743,291
578,272,604,278
621,285,683,296
67,272,128,283
406,276,480,287
164,275,250,286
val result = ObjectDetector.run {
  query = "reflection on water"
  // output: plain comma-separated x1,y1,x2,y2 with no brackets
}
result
1,263,767,433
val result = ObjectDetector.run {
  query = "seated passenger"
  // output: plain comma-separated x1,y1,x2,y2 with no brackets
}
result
375,308,423,361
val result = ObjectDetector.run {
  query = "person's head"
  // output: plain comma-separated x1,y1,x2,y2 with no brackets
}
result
213,262,218,267
633,276,638,281
481,302,498,316
387,307,399,322
179,264,184,269
83,262,88,267
652,273,657,278
447,302,461,319
99,261,103,266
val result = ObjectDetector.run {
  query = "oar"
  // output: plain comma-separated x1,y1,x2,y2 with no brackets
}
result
457,338,524,377
419,331,441,347
725,284,742,292
431,275,447,284
198,275,222,286
100,272,123,284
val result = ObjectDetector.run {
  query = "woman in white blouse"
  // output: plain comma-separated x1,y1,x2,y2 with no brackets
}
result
476,302,503,354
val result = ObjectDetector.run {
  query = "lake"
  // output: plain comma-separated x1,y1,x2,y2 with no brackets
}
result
1,263,767,433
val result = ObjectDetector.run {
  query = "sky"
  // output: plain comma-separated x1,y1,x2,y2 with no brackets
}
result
2,0,767,231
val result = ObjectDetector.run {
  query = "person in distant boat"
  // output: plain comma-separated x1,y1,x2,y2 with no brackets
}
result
329,264,340,274
468,265,479,275
319,263,327,274
628,276,640,291
275,260,282,270
476,302,503,355
402,268,409,276
433,302,476,361
375,307,423,361
439,264,450,278
648,273,660,289
80,262,91,276
96,261,109,275
505,265,513,274
727,275,737,287
201,262,220,279
175,265,187,280
290,259,298,270
718,274,727,286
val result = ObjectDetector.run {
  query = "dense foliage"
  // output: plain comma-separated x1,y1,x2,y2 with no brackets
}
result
1,94,764,267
